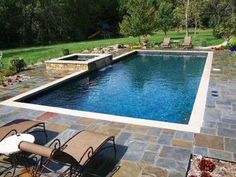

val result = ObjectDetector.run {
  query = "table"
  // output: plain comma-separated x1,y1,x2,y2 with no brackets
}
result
0,134,35,176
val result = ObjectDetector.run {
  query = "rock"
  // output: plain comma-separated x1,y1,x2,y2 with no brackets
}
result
82,50,90,53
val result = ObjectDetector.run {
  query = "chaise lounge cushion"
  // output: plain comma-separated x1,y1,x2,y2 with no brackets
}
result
0,119,45,141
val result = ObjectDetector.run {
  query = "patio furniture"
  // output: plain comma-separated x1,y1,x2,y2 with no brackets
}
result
19,130,116,176
0,134,35,176
182,36,193,48
0,119,47,142
161,37,171,48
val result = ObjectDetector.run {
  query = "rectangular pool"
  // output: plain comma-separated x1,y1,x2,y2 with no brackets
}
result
18,51,207,124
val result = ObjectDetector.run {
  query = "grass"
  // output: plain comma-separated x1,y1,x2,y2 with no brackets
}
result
1,29,223,67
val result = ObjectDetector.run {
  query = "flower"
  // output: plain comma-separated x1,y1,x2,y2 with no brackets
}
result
198,158,215,172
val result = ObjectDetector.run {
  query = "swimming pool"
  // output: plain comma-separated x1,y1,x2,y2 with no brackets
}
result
18,51,207,124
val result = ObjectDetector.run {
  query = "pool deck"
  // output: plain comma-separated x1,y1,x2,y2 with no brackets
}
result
0,51,236,177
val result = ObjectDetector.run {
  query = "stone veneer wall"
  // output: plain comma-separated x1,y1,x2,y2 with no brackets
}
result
46,55,112,72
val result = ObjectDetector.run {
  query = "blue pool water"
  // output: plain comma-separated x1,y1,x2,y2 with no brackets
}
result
21,53,206,124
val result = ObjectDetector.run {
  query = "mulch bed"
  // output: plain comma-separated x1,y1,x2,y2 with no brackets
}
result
186,154,236,177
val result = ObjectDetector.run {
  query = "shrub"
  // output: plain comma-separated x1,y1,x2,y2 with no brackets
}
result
201,40,208,47
3,67,17,77
10,58,27,73
232,52,236,59
229,37,236,47
0,61,3,71
62,48,70,56
0,72,3,85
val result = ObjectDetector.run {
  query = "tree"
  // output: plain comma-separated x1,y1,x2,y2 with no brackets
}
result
185,0,190,36
156,2,174,36
119,0,157,44
190,0,203,36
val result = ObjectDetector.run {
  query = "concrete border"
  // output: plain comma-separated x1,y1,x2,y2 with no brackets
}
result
0,50,213,133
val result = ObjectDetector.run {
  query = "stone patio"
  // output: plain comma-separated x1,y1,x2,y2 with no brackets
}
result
0,51,236,177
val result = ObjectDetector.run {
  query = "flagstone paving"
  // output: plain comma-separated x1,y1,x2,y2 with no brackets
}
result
0,51,236,177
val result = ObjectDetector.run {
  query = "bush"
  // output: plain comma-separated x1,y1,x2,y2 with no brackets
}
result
201,40,208,47
3,67,17,76
0,72,3,85
62,48,70,56
10,58,27,73
229,37,236,47
0,61,3,71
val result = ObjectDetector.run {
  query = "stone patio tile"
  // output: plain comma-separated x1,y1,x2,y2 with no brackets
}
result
125,125,149,134
233,104,236,111
231,124,236,129
162,129,176,135
171,139,193,148
217,122,231,129
234,154,236,161
76,117,95,125
147,144,161,152
50,116,74,126
141,151,157,165
175,131,194,141
156,158,188,172
203,108,221,122
0,105,18,116
141,166,168,177
113,161,142,177
107,122,127,129
116,132,131,145
147,127,162,136
95,119,110,125
159,146,191,162
95,125,121,136
46,123,67,132
193,146,208,156
200,127,217,135
222,118,236,125
36,112,57,121
217,128,236,138
225,138,236,153
123,141,147,161
158,134,173,145
131,134,157,142
194,134,224,150
202,121,217,128
70,124,87,131
168,170,185,177
208,149,234,161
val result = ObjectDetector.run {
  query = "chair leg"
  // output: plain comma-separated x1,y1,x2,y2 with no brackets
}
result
111,137,117,155
42,123,48,142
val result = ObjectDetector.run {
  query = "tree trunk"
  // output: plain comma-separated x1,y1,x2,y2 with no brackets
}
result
185,0,190,37
194,18,197,36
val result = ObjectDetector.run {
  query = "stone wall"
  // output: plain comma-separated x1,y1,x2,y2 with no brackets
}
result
45,55,112,72
46,63,89,72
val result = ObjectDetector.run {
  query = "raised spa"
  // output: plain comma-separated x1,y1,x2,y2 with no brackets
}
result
45,53,112,72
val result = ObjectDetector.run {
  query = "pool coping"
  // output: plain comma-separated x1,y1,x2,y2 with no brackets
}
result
45,53,111,64
0,50,213,133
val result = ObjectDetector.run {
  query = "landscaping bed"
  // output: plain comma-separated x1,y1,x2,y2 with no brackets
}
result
186,154,236,177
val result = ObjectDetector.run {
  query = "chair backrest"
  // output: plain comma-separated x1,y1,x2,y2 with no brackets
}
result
163,37,170,45
184,36,192,45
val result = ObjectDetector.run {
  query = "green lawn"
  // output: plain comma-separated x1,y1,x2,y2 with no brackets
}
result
1,29,223,67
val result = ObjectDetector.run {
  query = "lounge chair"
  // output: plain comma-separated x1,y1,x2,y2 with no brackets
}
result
19,130,116,176
182,36,193,48
0,119,47,142
161,37,171,48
